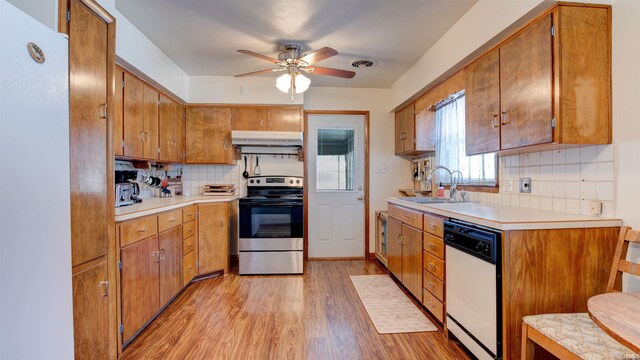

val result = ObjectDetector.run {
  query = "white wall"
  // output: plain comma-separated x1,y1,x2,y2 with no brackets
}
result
1,1,74,358
6,0,57,30
96,0,190,101
189,76,303,105
304,87,413,252
612,0,640,291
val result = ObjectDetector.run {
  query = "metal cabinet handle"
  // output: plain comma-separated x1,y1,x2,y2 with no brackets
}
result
98,281,109,297
159,249,166,260
268,120,272,128
428,263,436,271
491,114,499,128
260,119,264,128
501,111,509,125
140,131,145,142
98,103,108,119
428,243,436,250
137,228,146,233
428,281,435,289
223,139,228,151
168,218,175,223
430,224,436,230
153,251,160,263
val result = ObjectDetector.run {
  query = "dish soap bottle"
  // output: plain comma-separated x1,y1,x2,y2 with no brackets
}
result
436,182,445,198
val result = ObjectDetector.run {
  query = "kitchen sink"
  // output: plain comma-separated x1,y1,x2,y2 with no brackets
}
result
397,197,453,204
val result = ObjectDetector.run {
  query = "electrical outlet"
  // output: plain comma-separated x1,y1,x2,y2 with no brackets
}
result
376,164,388,174
519,177,532,193
590,201,603,215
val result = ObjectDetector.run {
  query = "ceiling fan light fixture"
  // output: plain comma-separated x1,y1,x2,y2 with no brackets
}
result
276,73,291,93
295,73,310,93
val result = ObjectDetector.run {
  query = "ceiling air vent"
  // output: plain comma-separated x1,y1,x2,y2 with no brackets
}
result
351,59,376,68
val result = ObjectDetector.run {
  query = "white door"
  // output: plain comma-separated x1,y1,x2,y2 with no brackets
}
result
308,114,365,258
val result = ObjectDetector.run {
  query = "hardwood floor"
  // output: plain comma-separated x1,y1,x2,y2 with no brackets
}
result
121,260,471,359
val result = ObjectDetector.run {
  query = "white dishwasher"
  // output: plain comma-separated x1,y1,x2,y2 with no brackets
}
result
444,220,502,360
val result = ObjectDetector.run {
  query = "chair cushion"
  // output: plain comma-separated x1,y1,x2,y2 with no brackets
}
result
523,313,639,360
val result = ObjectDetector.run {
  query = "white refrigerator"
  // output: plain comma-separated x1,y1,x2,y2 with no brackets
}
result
0,0,74,358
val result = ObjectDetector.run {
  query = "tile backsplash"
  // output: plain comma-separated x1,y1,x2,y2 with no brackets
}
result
465,144,616,217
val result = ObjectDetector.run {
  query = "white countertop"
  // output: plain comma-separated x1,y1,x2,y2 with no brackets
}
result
115,195,239,222
387,197,622,230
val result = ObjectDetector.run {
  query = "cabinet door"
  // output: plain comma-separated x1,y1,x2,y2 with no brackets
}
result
158,94,176,162
121,236,160,342
387,217,403,280
198,203,228,274
394,112,404,155
500,15,553,150
142,84,159,160
415,108,436,152
72,260,109,359
401,224,423,300
69,0,109,267
173,103,184,163
123,72,144,158
114,67,124,156
232,107,267,130
267,107,303,131
401,104,415,152
183,249,197,286
185,107,233,164
159,226,183,305
465,49,501,155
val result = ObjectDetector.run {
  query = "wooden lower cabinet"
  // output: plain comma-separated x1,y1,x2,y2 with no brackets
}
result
387,209,423,301
401,224,423,299
183,249,197,286
159,226,183,305
198,202,229,274
120,235,160,343
72,260,109,359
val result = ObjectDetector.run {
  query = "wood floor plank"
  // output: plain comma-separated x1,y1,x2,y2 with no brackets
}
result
121,260,471,360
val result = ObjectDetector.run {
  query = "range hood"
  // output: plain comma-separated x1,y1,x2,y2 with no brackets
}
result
232,130,303,147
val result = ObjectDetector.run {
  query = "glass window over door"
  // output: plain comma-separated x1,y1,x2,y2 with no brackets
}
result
316,128,355,191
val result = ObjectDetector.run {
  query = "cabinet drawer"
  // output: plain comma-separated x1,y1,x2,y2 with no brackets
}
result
424,213,444,237
182,206,196,223
183,250,197,286
183,235,195,255
423,289,444,323
183,220,196,239
424,251,445,281
423,270,444,302
158,209,182,232
423,233,444,259
120,216,157,247
388,204,423,230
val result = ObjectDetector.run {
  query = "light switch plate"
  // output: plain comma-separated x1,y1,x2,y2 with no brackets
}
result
590,201,603,215
520,177,532,193
376,164,388,174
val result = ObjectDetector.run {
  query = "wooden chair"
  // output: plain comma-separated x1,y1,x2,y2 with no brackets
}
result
521,226,640,359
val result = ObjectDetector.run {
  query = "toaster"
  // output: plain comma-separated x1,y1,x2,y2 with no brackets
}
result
115,183,134,207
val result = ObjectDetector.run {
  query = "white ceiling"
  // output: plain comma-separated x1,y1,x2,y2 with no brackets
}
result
115,0,477,88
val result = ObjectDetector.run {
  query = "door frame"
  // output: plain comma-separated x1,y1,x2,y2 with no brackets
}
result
303,110,370,260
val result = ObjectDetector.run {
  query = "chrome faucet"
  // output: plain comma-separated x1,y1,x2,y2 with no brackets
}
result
429,165,458,202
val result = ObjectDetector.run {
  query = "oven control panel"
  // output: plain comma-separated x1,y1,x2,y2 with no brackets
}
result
248,176,302,187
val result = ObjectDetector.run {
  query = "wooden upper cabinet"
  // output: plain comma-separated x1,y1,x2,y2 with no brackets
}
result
267,106,303,131
231,107,267,131
465,49,501,155
158,226,183,305
142,84,159,160
114,67,124,156
185,107,234,164
159,94,183,163
394,111,404,155
123,72,144,158
394,104,415,155
198,203,229,274
500,14,553,150
72,260,109,359
120,235,160,343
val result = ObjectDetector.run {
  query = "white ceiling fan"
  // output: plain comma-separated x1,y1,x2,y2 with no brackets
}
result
235,44,356,100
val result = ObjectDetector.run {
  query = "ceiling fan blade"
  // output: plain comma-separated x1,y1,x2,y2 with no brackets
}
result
237,49,280,63
307,66,356,79
299,47,338,65
234,69,276,78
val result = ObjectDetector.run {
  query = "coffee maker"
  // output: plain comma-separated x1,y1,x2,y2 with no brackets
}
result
115,170,142,207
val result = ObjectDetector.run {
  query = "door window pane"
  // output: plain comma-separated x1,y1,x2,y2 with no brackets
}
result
316,128,355,191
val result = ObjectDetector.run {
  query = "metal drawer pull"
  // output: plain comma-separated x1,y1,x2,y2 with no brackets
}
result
430,224,436,230
159,249,166,260
491,114,499,128
137,228,146,233
153,251,160,263
168,218,175,223
428,282,435,289
501,111,509,125
428,243,436,250
428,263,436,271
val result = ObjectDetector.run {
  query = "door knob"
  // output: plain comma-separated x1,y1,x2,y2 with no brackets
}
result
357,195,364,201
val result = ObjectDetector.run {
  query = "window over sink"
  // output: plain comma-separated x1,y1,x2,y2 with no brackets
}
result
435,93,497,186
